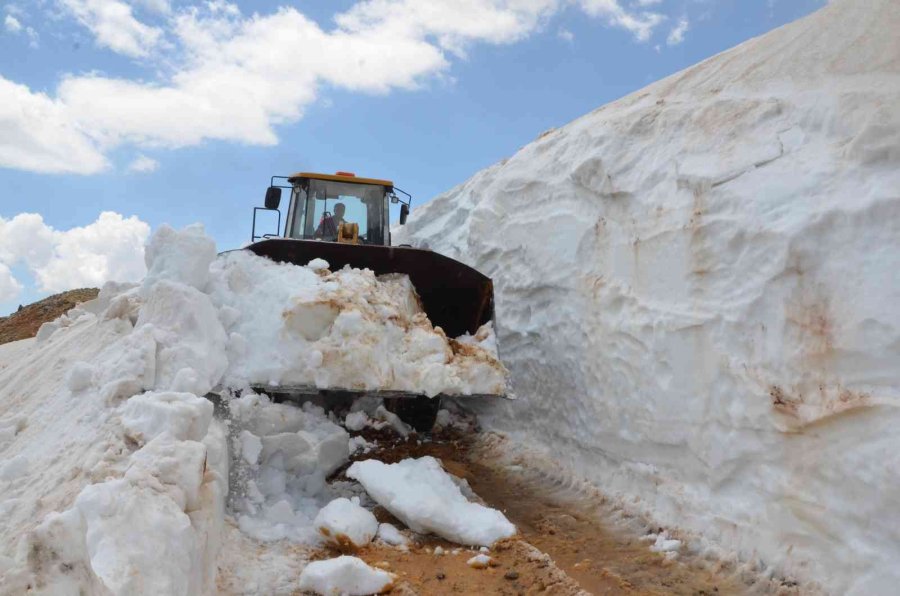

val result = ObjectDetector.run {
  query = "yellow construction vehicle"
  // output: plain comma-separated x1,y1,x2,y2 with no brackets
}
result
248,171,502,429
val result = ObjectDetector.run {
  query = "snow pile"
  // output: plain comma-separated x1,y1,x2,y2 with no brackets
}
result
0,222,508,593
395,0,900,592
347,456,516,546
297,556,395,596
209,249,507,397
0,228,230,594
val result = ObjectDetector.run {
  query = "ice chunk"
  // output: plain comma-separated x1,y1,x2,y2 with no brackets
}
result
119,391,213,445
125,432,207,511
373,405,411,438
467,553,492,569
348,436,374,455
297,556,394,596
72,479,198,595
376,522,408,547
239,430,263,465
307,258,330,271
648,532,682,553
35,320,62,343
314,497,378,550
347,456,516,546
344,410,369,432
135,280,228,395
142,224,217,292
95,324,157,403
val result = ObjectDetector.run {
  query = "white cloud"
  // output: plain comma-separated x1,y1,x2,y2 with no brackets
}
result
4,13,21,32
131,0,171,14
335,0,560,56
0,212,150,294
578,0,665,41
127,154,159,172
666,16,688,45
0,263,23,303
634,0,662,6
1,0,670,175
0,76,109,174
58,0,163,57
557,26,574,42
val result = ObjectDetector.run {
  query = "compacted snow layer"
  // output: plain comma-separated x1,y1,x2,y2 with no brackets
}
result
395,0,900,592
0,223,508,594
347,456,517,547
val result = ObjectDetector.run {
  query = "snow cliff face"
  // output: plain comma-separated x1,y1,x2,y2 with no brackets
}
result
395,1,900,593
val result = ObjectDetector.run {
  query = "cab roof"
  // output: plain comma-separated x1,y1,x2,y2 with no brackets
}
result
287,172,393,187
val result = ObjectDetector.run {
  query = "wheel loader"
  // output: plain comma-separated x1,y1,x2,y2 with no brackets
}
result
246,171,504,430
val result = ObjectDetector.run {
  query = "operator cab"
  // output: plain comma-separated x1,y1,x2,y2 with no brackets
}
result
254,171,410,245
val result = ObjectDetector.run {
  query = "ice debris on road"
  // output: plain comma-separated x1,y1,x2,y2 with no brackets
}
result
467,553,493,569
297,556,395,596
347,456,517,546
376,522,409,547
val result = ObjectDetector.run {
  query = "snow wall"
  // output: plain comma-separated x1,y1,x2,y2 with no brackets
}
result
395,1,900,593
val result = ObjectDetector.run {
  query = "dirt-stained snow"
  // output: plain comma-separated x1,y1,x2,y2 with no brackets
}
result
396,0,900,593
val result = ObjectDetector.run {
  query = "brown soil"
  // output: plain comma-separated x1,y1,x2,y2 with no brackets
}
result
0,288,98,346
308,429,783,596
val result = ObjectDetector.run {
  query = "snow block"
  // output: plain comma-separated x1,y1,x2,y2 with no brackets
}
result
297,556,394,596
347,456,516,546
135,280,227,396
119,391,213,445
142,224,217,292
314,497,378,551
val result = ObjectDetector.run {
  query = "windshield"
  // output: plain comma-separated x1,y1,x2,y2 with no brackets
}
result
288,179,387,245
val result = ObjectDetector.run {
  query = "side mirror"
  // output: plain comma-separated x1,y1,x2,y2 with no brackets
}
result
264,187,282,209
399,204,409,225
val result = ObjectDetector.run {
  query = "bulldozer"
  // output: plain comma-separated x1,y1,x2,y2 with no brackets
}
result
246,171,503,430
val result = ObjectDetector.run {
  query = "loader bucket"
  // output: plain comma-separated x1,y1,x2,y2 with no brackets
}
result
246,238,495,338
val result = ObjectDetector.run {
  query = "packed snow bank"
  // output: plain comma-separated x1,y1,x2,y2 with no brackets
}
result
297,556,395,596
209,249,507,396
0,295,228,594
395,0,900,592
347,456,516,546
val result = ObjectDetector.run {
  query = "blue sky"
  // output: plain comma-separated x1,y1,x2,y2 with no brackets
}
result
0,0,824,315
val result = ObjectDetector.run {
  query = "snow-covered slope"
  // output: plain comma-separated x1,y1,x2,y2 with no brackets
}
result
395,1,900,593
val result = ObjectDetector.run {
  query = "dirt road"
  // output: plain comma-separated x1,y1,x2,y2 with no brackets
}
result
309,427,796,596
